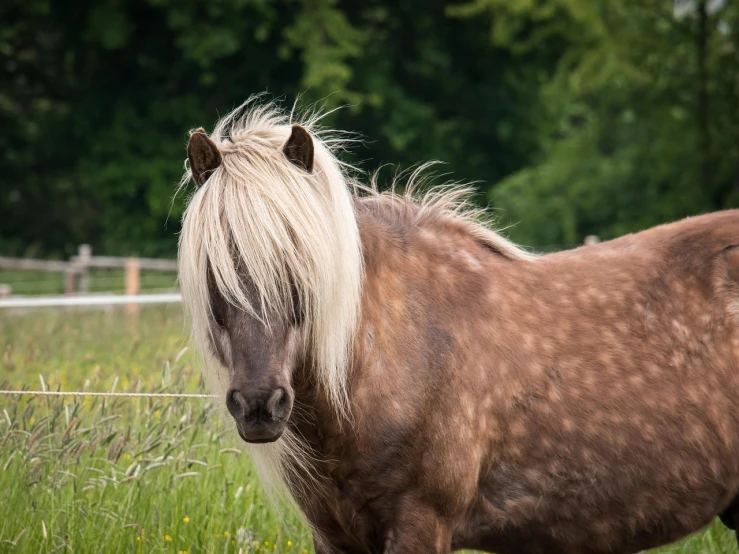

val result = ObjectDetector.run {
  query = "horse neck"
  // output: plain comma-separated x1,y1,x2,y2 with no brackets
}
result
291,200,420,445
286,204,392,456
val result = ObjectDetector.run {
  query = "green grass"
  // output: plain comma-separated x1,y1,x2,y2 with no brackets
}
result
0,306,737,553
0,268,177,295
1,307,311,553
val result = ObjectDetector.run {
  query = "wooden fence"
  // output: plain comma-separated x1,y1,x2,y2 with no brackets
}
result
0,244,177,298
0,236,603,300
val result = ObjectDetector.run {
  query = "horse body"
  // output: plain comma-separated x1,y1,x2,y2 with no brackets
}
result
289,203,739,553
179,99,739,553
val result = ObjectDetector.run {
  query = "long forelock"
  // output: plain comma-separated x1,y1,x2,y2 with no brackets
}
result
178,98,364,420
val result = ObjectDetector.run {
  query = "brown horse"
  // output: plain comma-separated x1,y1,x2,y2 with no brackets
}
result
178,98,739,554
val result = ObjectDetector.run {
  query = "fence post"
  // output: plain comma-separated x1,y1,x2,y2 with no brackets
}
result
125,258,141,314
584,235,600,246
0,284,11,298
77,244,92,294
64,269,76,295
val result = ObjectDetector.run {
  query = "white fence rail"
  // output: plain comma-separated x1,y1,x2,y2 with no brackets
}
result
0,293,182,309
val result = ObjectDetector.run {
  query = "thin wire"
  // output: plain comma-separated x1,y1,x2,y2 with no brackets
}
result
0,390,217,398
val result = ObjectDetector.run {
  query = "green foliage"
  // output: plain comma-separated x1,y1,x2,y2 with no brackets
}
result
1,0,738,255
459,0,739,246
0,0,540,256
0,0,548,255
282,0,365,102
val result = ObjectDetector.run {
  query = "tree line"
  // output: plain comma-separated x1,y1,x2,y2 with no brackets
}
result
1,0,737,256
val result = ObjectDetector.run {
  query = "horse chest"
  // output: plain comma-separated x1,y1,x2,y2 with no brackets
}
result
294,469,393,552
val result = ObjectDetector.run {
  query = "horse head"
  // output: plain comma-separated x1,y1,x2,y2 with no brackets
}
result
178,102,362,444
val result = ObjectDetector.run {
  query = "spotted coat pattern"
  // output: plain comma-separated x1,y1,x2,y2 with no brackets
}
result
286,204,739,554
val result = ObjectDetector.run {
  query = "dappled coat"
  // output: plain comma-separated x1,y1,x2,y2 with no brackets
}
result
179,98,739,554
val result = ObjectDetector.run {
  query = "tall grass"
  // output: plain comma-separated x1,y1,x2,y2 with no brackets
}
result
1,307,310,553
0,306,737,553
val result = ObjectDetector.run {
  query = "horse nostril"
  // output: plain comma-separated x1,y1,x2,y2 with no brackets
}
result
265,388,286,418
226,389,248,418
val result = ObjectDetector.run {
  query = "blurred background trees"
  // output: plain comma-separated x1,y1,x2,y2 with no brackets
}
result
468,0,739,247
1,0,737,256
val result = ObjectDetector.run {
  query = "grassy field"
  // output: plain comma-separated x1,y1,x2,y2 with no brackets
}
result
0,305,738,553
0,268,177,296
0,306,311,553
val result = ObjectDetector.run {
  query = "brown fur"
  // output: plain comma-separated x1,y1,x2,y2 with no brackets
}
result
257,203,739,554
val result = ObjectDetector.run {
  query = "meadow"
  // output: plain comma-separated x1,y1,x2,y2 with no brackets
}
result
1,304,738,553
0,306,311,553
0,268,177,296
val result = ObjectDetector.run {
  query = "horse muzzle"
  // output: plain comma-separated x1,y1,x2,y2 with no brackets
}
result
226,387,292,443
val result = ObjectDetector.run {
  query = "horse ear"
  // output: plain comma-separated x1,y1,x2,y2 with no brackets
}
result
187,128,222,187
283,125,314,173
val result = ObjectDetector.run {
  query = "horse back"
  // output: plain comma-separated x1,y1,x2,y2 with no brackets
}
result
457,210,739,552
298,207,739,554
354,208,739,553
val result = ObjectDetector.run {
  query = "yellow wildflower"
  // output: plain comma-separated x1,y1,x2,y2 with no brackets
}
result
136,537,142,543
287,541,293,547
223,531,229,538
303,550,309,554
164,534,172,541
183,516,190,523
264,541,270,546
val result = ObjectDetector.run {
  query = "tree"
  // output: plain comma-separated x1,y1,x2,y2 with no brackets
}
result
0,0,541,256
455,0,739,247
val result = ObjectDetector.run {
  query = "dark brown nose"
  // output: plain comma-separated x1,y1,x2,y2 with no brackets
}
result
225,387,292,443
227,387,288,423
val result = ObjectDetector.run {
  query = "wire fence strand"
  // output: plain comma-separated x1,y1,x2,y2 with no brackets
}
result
0,390,217,398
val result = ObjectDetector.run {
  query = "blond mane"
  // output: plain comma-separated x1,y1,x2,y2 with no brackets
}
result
362,164,533,261
177,97,529,504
